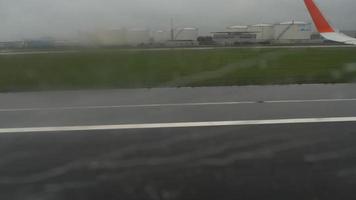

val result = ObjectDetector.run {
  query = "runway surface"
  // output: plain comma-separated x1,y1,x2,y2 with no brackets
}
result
1,84,356,200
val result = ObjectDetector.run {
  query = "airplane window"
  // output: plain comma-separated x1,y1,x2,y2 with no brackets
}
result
0,0,356,199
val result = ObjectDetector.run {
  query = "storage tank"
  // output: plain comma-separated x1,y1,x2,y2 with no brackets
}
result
274,21,312,43
248,24,274,42
127,29,151,46
174,27,199,41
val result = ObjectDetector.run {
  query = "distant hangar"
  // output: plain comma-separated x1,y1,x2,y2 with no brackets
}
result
212,21,313,45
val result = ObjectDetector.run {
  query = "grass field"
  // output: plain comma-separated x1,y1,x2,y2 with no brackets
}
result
1,47,356,91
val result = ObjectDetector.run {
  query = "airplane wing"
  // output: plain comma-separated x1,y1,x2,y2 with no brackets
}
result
320,33,356,45
304,0,356,45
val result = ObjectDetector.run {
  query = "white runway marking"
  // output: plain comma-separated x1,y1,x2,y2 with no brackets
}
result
0,117,355,133
1,98,356,112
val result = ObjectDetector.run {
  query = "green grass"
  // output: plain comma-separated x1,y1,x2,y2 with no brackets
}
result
1,47,356,91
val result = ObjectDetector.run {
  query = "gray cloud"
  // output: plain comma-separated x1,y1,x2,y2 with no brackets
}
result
0,0,355,41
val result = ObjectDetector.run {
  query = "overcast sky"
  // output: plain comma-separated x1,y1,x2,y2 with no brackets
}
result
0,0,355,41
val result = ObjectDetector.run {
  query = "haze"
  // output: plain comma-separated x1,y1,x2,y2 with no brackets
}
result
0,0,355,41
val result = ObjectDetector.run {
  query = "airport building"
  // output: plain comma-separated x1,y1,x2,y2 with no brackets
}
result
152,27,199,46
273,21,312,43
212,32,257,45
165,40,199,46
212,25,257,45
248,24,275,43
212,21,313,45
227,25,249,32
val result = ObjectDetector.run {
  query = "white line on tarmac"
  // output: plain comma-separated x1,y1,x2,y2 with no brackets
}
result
1,98,356,112
0,117,356,133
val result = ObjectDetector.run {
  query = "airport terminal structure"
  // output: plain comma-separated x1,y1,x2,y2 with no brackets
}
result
212,21,315,45
0,20,355,49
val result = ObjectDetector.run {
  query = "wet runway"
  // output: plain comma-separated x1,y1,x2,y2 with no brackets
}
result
1,84,356,200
